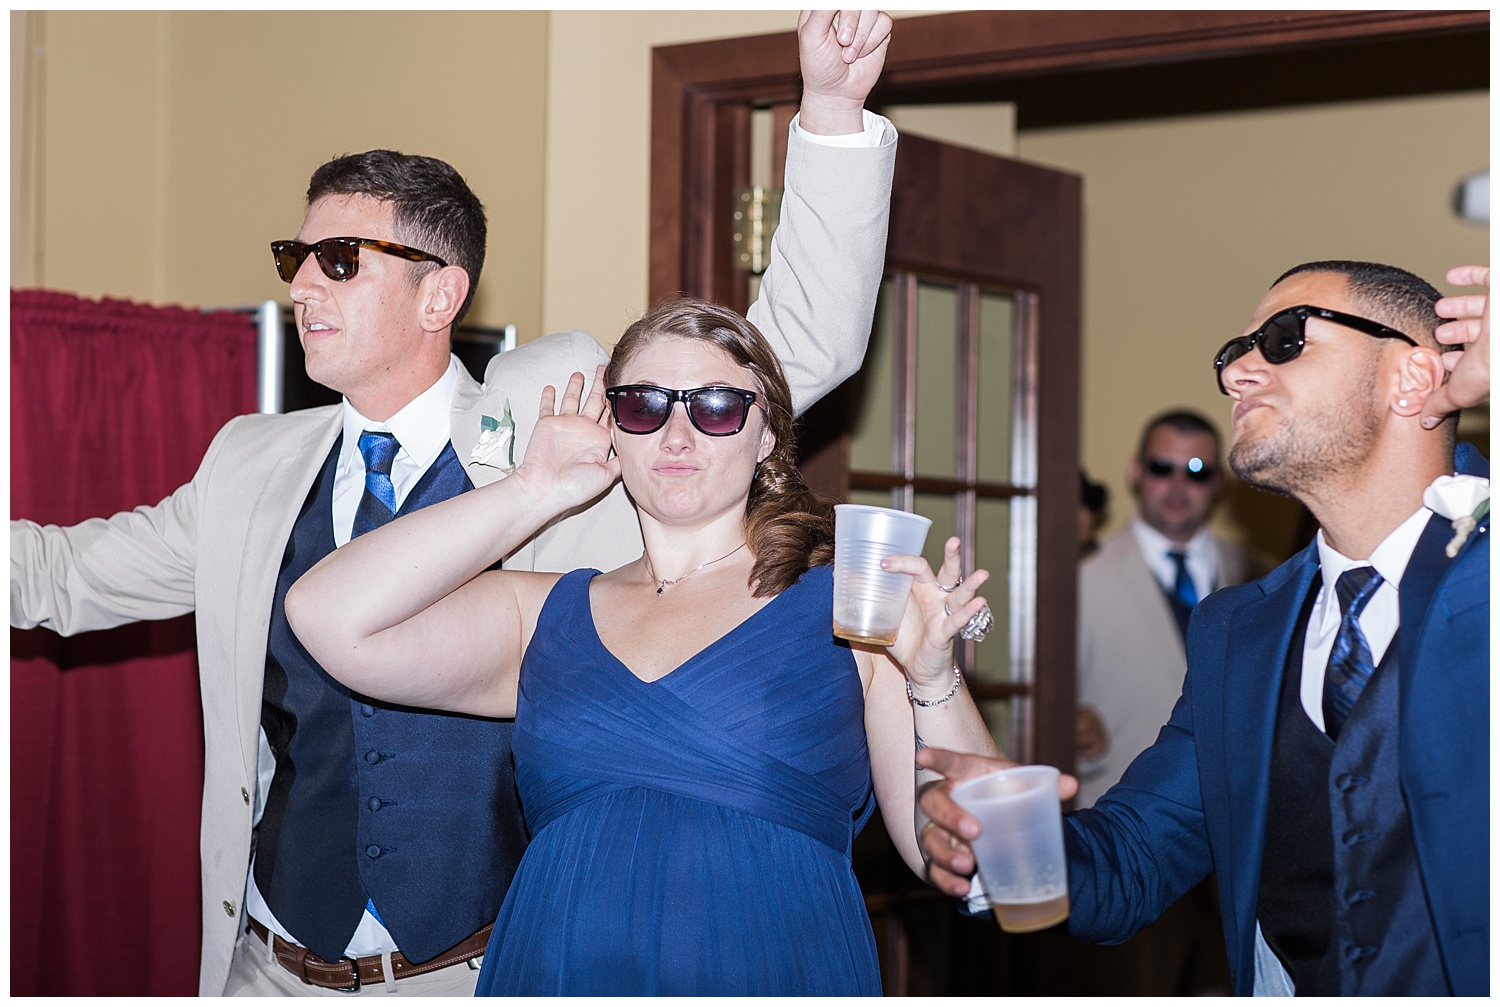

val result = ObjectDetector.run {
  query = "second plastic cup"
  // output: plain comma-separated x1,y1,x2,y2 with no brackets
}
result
949,765,1070,934
832,504,933,646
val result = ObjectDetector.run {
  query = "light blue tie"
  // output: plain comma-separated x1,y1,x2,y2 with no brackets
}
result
352,431,400,538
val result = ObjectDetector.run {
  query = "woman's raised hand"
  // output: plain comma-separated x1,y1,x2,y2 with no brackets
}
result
880,536,990,702
513,365,621,511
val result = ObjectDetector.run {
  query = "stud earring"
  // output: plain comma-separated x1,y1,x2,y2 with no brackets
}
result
1398,398,1409,408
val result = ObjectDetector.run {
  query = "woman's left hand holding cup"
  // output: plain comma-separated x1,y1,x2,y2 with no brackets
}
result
881,536,989,702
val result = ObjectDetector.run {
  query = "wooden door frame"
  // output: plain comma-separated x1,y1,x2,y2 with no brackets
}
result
650,10,1486,303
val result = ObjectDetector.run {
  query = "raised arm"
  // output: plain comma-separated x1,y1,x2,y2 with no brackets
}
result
285,370,620,718
861,537,1002,877
748,10,897,414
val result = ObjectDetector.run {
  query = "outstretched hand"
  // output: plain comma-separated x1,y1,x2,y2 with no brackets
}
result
514,365,621,511
915,747,1079,897
796,10,893,135
881,536,989,702
1422,264,1490,428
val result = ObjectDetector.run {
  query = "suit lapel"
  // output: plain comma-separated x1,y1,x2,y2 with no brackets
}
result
232,412,343,778
1215,543,1321,928
448,354,484,467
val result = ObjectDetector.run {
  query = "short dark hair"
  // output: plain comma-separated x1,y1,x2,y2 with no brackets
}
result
307,150,487,327
1080,469,1109,515
1274,260,1442,349
1137,409,1221,461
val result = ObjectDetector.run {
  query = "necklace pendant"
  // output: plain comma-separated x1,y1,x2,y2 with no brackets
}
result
656,582,666,597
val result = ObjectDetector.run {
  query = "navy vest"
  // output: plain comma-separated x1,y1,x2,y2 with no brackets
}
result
256,437,530,965
1258,576,1448,994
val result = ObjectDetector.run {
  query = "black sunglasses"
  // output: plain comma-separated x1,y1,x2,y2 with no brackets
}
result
270,237,448,283
1213,304,1418,394
605,384,759,437
1144,457,1217,483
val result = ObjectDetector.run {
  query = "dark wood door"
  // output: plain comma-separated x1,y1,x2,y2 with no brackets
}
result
796,130,1080,995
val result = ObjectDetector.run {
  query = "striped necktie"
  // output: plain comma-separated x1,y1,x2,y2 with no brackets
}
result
1320,565,1384,741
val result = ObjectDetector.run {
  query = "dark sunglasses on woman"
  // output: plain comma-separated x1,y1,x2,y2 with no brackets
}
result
270,237,448,283
1213,304,1418,394
605,384,759,437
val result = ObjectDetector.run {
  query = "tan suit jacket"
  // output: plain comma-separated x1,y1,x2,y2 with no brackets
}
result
10,118,896,995
1075,523,1258,808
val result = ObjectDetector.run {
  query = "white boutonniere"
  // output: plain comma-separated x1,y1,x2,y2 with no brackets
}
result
470,400,516,472
1422,473,1490,558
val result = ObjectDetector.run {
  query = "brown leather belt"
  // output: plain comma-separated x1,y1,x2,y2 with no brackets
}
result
248,918,491,991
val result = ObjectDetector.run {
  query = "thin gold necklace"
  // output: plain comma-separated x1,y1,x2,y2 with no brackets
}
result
643,541,748,597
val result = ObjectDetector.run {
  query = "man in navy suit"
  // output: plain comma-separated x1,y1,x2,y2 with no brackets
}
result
916,262,1490,995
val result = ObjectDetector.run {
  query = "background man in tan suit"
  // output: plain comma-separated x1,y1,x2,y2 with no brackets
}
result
10,10,897,995
1071,408,1257,994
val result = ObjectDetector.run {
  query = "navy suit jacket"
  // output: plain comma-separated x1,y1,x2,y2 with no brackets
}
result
1063,443,1489,995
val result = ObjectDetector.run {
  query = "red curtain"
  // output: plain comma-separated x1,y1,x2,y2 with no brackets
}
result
10,289,258,995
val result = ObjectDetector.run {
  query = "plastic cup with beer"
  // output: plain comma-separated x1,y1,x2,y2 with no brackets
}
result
832,504,933,646
949,765,1070,933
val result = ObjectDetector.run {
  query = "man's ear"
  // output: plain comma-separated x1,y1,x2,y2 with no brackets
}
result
1126,455,1143,497
1390,346,1447,419
419,265,470,335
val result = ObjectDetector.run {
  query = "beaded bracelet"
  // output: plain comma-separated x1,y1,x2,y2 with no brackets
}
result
907,664,963,708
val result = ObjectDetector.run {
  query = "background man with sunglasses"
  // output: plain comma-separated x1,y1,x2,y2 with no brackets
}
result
1076,409,1258,810
10,10,896,996
1068,409,1253,996
918,260,1489,996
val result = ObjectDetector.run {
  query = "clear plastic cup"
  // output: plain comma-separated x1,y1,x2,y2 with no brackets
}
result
950,765,1070,933
832,504,932,646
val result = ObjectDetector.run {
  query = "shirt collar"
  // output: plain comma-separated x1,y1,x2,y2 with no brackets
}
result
338,357,460,475
1130,515,1213,561
1314,504,1431,595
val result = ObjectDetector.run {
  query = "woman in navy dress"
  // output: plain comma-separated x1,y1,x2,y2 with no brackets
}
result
288,298,1000,995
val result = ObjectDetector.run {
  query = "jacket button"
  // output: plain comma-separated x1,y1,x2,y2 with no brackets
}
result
364,750,381,765
241,787,251,805
360,704,376,717
1342,831,1376,847
368,797,383,812
1343,944,1376,962
1346,888,1374,905
366,845,382,859
1334,773,1368,791
223,901,236,918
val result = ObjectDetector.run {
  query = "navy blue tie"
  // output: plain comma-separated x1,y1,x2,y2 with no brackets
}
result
1165,550,1198,641
352,431,400,539
1321,566,1383,741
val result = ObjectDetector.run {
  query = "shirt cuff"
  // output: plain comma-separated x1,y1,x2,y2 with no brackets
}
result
791,108,883,148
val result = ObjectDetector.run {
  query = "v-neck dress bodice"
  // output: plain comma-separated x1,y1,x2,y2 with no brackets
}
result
474,565,880,995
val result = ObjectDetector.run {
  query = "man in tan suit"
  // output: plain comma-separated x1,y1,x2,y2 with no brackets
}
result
10,11,896,996
1072,408,1257,994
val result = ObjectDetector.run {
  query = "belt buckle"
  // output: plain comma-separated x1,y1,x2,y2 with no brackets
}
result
333,956,362,993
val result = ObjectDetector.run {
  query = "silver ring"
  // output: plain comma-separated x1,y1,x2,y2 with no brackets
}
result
937,574,963,594
943,602,953,618
959,603,993,642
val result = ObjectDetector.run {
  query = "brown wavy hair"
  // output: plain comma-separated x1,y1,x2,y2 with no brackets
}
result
604,296,835,597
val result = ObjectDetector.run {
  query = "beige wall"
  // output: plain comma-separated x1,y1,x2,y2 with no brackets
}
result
12,11,550,337
539,10,936,344
1017,92,1490,556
